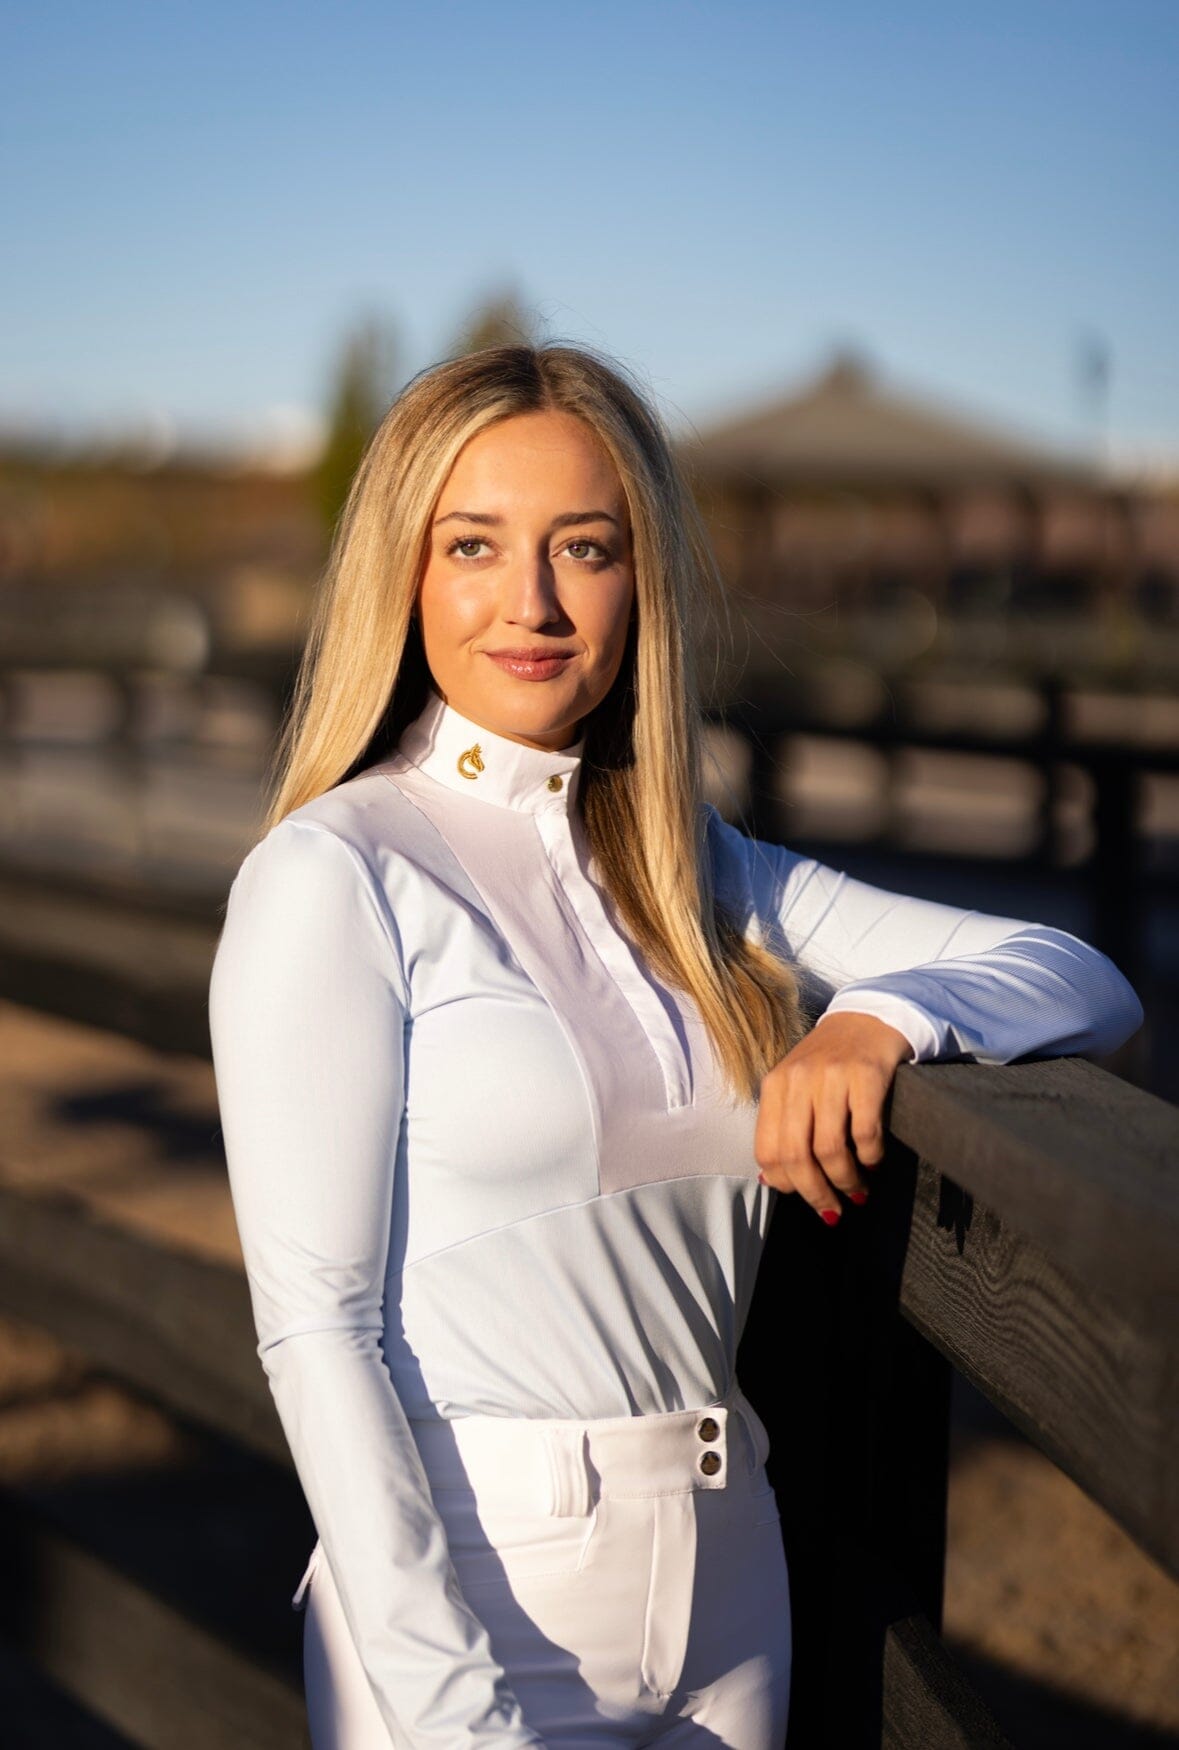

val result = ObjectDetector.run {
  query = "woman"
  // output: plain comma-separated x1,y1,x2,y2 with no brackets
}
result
208,342,1143,1750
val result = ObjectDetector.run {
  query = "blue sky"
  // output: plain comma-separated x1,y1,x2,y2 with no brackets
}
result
4,0,1177,467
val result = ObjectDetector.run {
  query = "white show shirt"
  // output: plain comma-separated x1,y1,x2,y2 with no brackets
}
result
208,684,1143,1749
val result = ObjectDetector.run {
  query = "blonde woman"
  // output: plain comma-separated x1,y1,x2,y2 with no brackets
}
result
208,342,1143,1750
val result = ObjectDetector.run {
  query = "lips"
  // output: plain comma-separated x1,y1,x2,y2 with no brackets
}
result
483,649,578,681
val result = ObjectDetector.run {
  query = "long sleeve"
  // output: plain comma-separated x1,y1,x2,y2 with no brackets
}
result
706,806,1144,1065
208,818,544,1750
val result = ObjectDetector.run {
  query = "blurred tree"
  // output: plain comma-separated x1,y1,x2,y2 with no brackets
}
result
315,311,399,538
448,285,540,357
1076,329,1112,472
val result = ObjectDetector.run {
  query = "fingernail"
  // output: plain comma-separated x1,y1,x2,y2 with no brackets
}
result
849,1190,869,1205
820,1208,841,1226
757,1170,768,1185
862,1160,879,1172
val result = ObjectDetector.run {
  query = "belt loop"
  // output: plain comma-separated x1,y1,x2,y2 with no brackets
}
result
545,1425,593,1516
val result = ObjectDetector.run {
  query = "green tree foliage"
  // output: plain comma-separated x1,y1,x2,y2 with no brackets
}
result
447,286,540,358
314,312,399,538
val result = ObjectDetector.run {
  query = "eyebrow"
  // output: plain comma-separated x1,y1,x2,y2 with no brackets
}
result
433,509,622,530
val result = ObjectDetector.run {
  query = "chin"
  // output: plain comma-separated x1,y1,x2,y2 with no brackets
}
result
493,694,585,749
508,710,582,748
484,675,580,715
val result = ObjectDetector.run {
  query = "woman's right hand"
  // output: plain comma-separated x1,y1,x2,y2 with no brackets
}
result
752,1010,912,1224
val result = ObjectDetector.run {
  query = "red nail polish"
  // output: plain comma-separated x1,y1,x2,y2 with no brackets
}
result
849,1190,869,1205
820,1208,841,1226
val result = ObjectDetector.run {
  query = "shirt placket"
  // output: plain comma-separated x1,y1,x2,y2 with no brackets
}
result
533,810,693,1111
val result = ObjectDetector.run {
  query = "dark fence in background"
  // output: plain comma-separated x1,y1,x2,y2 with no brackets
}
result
719,674,1178,1009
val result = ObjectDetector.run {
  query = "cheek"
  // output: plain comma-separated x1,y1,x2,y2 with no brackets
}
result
567,569,633,642
597,577,635,651
417,570,488,645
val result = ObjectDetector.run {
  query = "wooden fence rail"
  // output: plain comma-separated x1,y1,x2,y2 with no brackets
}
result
1,1051,1174,1747
0,1498,307,1750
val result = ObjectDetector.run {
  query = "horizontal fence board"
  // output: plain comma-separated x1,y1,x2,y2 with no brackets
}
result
0,1182,286,1467
881,1610,1016,1750
809,1528,1016,1749
0,943,211,1059
0,1496,306,1750
0,874,217,985
888,1056,1179,1316
0,872,216,1057
887,1151,1179,1582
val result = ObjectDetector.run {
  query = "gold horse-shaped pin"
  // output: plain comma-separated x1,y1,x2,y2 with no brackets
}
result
457,743,484,780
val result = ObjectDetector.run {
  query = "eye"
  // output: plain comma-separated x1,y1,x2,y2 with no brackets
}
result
444,534,613,563
564,538,612,562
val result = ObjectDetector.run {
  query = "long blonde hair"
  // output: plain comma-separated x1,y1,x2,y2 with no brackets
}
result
262,341,810,1102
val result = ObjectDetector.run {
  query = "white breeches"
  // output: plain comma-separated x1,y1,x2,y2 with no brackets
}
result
294,1380,792,1749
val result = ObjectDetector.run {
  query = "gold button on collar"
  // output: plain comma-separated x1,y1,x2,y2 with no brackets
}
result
546,774,563,792
457,744,484,780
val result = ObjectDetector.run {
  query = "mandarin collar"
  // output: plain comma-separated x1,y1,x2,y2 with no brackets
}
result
393,686,585,816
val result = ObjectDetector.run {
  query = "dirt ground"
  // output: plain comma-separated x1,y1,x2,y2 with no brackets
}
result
0,996,1176,1747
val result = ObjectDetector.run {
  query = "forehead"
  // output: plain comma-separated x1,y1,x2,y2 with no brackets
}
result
438,411,625,509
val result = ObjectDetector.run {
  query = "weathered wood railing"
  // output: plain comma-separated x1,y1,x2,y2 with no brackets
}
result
739,1052,1178,1747
0,1190,306,1749
0,1041,1174,1748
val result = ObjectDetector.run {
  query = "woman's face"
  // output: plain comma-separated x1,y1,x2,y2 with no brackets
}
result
416,408,635,751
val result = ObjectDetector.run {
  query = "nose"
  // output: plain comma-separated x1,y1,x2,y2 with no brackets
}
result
499,550,565,630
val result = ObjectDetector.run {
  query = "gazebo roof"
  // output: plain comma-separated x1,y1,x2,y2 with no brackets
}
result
678,352,1099,492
